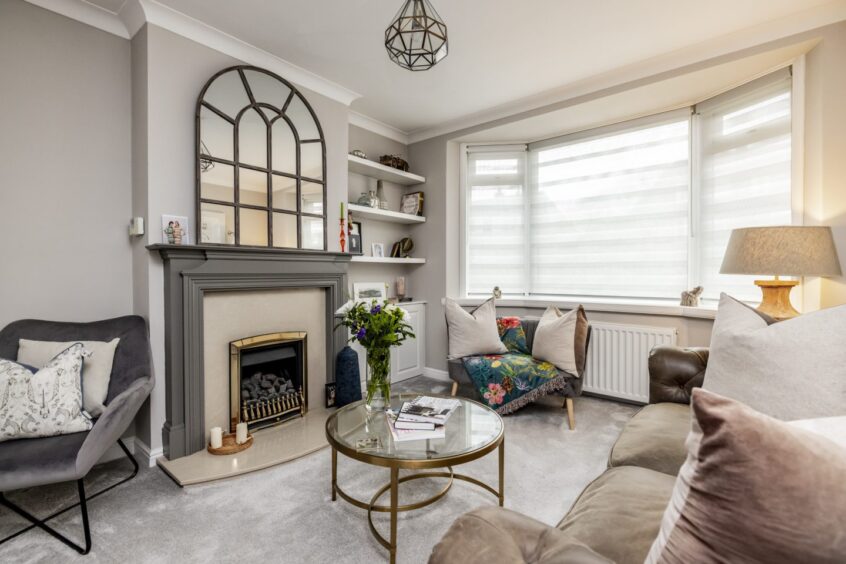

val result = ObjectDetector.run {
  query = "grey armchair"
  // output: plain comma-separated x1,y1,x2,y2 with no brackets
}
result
0,316,154,554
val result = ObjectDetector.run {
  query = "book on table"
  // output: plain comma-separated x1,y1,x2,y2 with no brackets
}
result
397,396,461,425
386,411,445,442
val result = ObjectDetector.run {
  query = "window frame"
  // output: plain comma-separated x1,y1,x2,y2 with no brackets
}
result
459,64,804,305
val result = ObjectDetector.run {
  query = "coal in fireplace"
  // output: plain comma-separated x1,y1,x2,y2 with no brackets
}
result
229,332,307,432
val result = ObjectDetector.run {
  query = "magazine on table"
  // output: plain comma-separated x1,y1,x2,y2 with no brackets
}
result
396,396,461,425
386,410,446,442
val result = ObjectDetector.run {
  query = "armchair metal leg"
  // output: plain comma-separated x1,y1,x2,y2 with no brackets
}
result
0,438,139,554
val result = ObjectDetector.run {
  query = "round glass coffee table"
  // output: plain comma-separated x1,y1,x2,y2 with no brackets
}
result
325,394,504,564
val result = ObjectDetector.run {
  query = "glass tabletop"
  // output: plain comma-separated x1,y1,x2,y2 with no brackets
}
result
326,394,503,463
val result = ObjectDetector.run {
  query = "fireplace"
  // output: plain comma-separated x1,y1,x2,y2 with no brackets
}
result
229,332,308,433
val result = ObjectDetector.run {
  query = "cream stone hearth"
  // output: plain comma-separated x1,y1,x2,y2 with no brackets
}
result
157,407,331,486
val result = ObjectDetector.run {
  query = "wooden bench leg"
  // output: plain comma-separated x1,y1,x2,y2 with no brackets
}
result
564,397,575,430
450,381,458,396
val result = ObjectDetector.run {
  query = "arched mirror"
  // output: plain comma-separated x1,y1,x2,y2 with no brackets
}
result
196,66,327,250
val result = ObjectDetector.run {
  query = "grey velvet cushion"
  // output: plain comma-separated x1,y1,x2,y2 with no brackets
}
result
556,466,676,564
608,403,690,476
429,506,613,564
0,316,153,491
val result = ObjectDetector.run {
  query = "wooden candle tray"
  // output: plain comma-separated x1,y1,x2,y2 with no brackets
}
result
207,432,253,455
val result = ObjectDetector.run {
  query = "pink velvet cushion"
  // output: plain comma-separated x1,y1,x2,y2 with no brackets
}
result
646,389,846,563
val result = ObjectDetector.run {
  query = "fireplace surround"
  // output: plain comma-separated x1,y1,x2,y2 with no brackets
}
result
150,244,350,460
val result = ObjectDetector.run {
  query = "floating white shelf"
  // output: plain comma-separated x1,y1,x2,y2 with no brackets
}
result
350,256,426,264
348,155,426,185
347,203,426,224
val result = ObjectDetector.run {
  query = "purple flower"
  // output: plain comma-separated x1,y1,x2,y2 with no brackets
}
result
370,304,382,314
356,327,366,340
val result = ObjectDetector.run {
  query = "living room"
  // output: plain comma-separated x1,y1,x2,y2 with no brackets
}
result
1,0,845,562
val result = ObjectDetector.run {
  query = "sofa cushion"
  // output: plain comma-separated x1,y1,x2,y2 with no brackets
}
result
556,466,675,564
18,337,119,417
445,298,507,359
704,293,846,420
429,506,613,564
0,343,94,443
646,389,846,564
608,403,690,475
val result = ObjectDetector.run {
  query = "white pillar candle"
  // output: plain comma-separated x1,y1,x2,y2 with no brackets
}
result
210,426,223,449
236,422,248,445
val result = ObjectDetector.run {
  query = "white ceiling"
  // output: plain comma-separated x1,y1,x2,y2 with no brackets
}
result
151,0,839,135
76,0,844,138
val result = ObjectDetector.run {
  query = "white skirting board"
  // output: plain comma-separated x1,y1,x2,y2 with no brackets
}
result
94,436,162,469
583,322,678,404
422,367,451,381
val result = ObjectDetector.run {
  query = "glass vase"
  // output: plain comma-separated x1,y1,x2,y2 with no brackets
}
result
365,347,391,411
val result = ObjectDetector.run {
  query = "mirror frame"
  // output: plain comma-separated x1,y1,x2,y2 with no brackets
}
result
195,65,327,250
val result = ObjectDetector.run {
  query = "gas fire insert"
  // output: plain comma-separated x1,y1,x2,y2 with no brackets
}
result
229,332,307,432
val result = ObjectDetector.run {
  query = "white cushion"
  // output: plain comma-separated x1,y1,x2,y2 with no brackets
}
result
703,293,846,421
0,343,93,443
531,306,577,373
445,298,507,359
18,338,119,417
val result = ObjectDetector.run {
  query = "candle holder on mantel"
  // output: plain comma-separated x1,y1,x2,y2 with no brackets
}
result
207,432,254,456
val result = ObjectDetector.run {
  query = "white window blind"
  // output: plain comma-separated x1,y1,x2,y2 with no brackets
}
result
465,148,528,295
529,113,691,299
461,69,794,303
695,71,793,301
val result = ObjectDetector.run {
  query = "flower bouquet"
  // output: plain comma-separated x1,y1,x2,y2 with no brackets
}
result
336,300,414,410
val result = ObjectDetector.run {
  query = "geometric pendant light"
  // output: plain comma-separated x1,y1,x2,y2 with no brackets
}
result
385,0,448,71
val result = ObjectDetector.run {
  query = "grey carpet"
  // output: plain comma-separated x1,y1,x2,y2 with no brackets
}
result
0,377,638,563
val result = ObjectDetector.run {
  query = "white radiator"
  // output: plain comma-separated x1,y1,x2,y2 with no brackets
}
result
583,322,678,404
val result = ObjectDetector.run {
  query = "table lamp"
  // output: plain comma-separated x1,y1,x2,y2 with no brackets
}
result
720,226,841,320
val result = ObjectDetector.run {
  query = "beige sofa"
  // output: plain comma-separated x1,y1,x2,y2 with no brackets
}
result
429,345,708,564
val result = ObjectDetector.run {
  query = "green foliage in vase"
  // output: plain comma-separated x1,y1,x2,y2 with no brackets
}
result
335,300,415,350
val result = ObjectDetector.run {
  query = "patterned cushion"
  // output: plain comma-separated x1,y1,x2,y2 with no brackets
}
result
496,317,529,354
0,343,93,443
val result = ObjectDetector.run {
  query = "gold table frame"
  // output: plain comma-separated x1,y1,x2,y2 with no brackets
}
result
325,397,504,564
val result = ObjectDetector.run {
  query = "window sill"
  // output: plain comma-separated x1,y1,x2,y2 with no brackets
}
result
449,295,718,320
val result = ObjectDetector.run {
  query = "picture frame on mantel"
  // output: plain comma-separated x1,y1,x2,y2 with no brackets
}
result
162,214,191,245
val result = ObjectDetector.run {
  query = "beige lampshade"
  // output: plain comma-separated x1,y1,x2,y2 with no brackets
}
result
720,226,842,277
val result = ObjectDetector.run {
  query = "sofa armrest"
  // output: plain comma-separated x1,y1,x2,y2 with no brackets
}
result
648,345,708,405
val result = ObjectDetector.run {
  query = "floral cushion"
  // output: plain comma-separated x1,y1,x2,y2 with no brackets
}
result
462,352,566,414
0,343,93,442
496,317,529,354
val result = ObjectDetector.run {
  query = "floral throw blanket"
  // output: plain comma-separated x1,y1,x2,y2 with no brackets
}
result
462,317,567,414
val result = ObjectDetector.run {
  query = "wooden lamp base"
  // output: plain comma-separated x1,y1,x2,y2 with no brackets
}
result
754,279,799,321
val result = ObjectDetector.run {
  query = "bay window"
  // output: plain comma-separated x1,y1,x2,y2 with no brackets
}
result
462,68,795,303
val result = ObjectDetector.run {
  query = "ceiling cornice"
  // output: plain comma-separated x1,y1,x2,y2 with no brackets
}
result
349,111,410,145
26,0,131,37
406,0,846,144
24,0,362,107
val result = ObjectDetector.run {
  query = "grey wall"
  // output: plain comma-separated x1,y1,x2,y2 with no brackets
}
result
0,0,133,328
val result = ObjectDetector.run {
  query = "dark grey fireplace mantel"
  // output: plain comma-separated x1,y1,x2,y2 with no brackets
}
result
149,244,350,460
